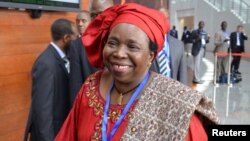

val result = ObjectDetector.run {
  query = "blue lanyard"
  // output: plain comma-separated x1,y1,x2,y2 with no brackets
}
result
102,71,150,141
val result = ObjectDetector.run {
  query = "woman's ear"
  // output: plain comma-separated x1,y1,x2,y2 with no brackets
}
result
149,51,155,63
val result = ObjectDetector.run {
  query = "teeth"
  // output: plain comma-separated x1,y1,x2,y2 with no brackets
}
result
114,64,129,69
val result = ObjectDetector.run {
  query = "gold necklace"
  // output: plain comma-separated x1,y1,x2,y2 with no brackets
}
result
114,84,140,105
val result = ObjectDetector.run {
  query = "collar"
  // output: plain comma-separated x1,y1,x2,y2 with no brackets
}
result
50,42,66,59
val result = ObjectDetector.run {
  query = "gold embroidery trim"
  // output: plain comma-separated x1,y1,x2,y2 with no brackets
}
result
85,73,133,141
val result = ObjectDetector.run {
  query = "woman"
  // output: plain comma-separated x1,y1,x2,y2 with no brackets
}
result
56,3,219,141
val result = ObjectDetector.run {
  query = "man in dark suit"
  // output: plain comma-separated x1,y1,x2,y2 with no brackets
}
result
151,35,188,85
69,10,97,106
69,0,114,106
24,19,77,141
191,21,210,84
181,26,192,55
169,25,178,39
150,7,187,85
230,25,248,74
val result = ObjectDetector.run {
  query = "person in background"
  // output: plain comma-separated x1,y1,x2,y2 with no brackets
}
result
69,10,97,106
169,25,178,39
214,21,230,82
89,0,114,20
230,25,248,74
55,4,219,141
181,26,192,56
24,19,78,141
191,21,210,84
69,0,114,105
151,7,188,85
76,10,91,36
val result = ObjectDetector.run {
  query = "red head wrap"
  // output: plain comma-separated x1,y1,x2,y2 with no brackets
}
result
83,3,170,67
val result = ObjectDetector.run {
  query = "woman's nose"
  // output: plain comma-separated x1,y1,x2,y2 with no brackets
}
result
113,46,127,58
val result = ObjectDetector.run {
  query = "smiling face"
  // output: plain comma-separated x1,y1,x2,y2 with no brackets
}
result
103,23,155,84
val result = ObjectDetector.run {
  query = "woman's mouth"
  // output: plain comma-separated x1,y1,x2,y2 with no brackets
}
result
111,64,131,75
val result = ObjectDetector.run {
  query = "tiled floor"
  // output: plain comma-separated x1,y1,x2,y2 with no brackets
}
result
186,51,250,124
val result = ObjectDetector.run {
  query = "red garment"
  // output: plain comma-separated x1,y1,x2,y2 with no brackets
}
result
55,72,137,141
185,114,208,141
82,3,170,67
125,0,161,9
55,73,207,141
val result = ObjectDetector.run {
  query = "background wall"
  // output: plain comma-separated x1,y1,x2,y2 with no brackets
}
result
0,1,89,140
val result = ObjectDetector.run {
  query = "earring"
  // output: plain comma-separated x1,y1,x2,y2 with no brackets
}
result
147,62,152,68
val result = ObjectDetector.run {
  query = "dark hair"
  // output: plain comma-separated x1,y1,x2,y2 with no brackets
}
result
221,21,227,27
51,18,74,41
149,40,158,53
198,21,204,25
237,25,243,28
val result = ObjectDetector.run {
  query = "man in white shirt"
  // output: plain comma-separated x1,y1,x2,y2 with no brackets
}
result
230,25,248,74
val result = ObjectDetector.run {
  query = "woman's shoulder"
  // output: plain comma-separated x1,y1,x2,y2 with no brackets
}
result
149,72,219,125
82,69,111,99
77,70,103,100
149,72,199,96
84,70,103,84
73,70,104,107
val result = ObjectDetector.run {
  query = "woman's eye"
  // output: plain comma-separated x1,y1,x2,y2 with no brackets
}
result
128,44,139,50
107,41,118,47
